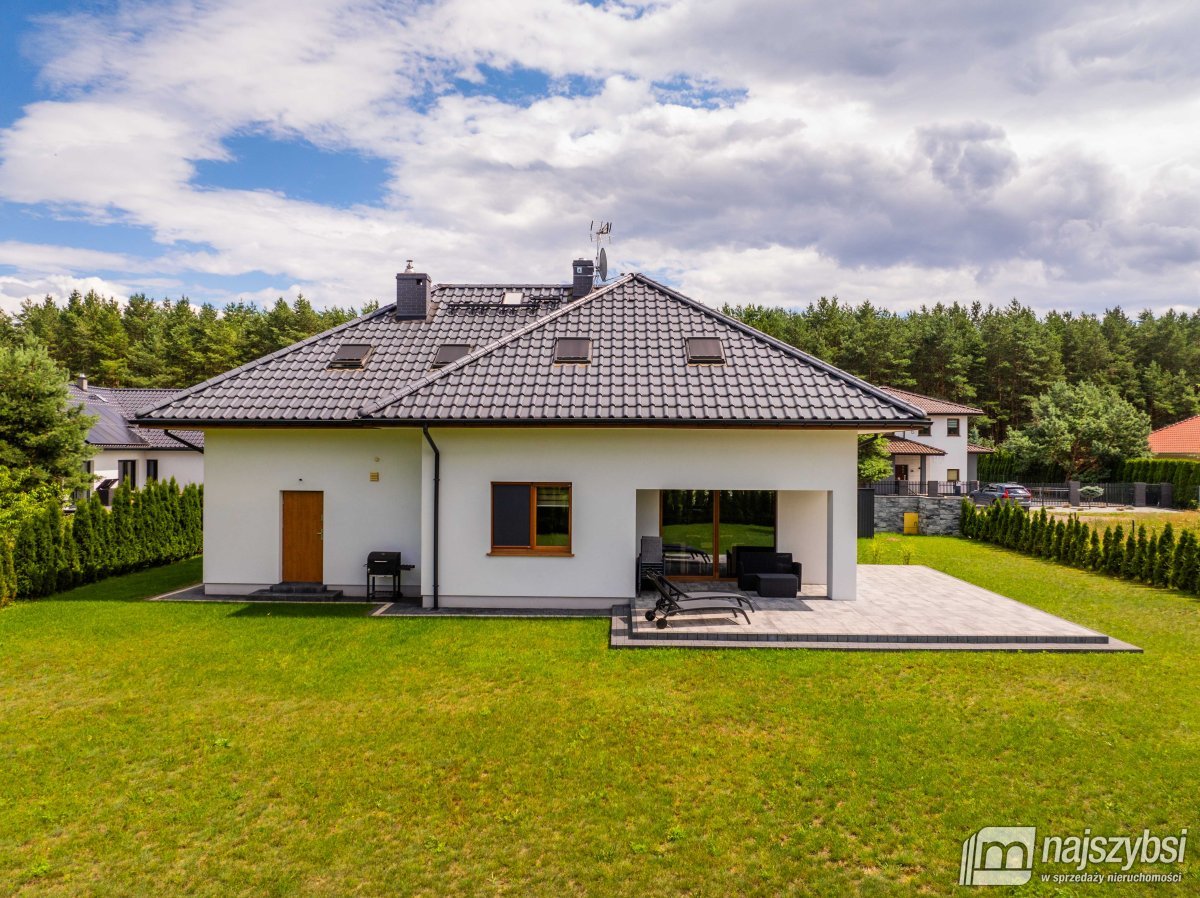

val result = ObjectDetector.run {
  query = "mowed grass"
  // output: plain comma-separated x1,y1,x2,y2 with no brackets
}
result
1046,507,1200,537
2,543,1199,896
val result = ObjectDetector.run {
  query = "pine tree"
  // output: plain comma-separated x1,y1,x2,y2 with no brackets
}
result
88,493,113,578
1111,524,1125,573
1123,527,1139,580
1170,532,1193,591
110,484,135,574
0,537,15,605
1142,533,1158,583
1154,523,1175,587
1087,529,1102,570
0,339,96,491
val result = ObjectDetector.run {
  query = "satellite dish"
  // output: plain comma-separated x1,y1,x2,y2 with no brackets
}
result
598,247,608,281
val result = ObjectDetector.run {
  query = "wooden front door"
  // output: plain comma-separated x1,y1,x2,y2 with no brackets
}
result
281,491,324,583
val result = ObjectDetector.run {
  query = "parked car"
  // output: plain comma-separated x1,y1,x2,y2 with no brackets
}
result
970,482,1033,508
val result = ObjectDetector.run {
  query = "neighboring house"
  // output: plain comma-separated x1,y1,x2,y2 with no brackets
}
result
1149,415,1200,459
136,263,927,607
877,387,993,484
68,378,205,502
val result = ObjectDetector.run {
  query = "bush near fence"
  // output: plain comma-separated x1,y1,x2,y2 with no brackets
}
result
1117,458,1200,509
3,479,203,602
960,498,1200,595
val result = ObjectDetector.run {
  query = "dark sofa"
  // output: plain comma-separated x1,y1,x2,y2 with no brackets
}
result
729,545,803,592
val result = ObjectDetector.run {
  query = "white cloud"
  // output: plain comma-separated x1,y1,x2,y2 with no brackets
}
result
0,0,1197,314
0,273,140,313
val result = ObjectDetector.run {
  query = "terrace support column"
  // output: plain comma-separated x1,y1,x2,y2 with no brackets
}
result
827,488,857,601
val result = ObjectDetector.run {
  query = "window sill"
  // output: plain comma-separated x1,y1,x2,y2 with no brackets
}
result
488,549,574,558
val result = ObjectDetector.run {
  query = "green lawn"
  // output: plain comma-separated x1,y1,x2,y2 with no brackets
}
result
2,542,1198,896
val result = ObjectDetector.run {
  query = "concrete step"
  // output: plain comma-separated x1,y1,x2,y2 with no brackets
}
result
249,582,345,601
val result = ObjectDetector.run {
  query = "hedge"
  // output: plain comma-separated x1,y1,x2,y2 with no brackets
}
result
960,498,1200,595
6,479,203,600
1116,458,1200,509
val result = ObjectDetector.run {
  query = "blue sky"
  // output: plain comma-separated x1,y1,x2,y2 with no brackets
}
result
1,0,1199,314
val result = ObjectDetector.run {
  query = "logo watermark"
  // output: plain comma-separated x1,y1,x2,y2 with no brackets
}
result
960,827,1036,885
959,825,1188,886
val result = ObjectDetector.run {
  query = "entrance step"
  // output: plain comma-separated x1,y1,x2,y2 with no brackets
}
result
249,582,346,601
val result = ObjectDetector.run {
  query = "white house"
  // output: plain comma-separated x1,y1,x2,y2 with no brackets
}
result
68,378,205,500
136,264,928,607
878,386,993,484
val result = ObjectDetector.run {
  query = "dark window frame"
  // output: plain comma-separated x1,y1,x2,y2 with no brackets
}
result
947,418,961,437
686,336,726,364
118,459,137,490
328,343,374,369
431,343,473,369
490,482,572,556
916,424,932,437
146,459,159,482
553,337,592,364
946,468,961,482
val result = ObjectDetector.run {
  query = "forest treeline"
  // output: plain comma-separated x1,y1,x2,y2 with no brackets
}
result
0,290,376,390
2,289,1198,441
728,298,1200,439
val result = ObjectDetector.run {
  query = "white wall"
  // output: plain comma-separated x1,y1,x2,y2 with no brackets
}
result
635,489,659,548
895,414,969,481
423,427,859,606
777,491,828,585
89,448,204,489
204,429,423,596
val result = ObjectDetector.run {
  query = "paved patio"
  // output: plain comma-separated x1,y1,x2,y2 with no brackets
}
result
615,565,1140,652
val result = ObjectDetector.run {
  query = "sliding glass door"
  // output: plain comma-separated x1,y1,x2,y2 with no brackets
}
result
661,489,776,579
717,490,777,577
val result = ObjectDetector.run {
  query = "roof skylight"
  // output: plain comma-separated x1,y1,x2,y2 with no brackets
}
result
502,290,524,305
328,343,374,369
686,337,725,364
431,344,472,369
553,337,592,364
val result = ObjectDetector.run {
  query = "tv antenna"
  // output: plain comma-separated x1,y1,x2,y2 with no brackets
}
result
590,220,612,282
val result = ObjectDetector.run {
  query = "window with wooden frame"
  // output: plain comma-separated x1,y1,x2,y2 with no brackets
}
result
490,483,572,555
946,468,961,482
916,423,932,436
946,417,961,436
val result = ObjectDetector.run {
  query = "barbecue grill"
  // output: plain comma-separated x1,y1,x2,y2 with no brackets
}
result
365,551,412,600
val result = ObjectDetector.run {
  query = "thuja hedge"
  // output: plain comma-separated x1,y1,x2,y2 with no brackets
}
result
4,479,203,601
960,498,1200,594
1117,458,1200,508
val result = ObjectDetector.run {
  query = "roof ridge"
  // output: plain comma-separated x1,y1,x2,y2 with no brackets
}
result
360,274,637,416
878,384,983,414
1152,413,1200,432
135,303,397,419
635,276,929,421
435,283,569,289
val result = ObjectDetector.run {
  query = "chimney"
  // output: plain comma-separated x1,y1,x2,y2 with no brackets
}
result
571,258,595,298
395,265,430,321
77,373,88,392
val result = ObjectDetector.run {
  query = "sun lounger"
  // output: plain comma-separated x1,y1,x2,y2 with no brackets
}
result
643,571,753,628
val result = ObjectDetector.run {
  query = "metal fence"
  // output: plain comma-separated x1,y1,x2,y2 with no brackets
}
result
871,480,978,498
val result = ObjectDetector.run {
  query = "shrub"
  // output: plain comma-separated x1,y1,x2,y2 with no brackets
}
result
960,502,1199,596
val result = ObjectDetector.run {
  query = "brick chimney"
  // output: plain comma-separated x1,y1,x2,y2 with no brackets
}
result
571,258,595,298
395,262,430,321
77,373,88,391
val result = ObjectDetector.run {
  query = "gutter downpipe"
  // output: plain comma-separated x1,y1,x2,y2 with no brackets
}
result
422,425,440,609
